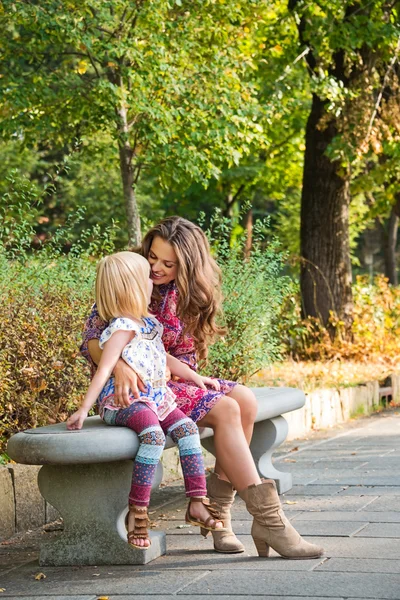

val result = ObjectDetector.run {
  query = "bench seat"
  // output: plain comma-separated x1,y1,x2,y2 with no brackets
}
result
7,387,305,566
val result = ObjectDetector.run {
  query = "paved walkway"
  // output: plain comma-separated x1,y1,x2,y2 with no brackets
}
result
1,410,400,599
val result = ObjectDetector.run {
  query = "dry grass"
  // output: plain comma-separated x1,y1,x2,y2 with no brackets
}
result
252,358,400,392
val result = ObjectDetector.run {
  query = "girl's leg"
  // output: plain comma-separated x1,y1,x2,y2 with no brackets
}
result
113,403,166,547
160,408,222,529
214,385,258,482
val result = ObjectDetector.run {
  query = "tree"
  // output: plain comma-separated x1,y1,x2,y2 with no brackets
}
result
0,0,264,245
288,0,400,330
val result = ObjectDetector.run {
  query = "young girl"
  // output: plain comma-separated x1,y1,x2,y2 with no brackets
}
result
67,251,224,549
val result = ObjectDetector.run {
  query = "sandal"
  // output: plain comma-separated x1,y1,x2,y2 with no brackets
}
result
125,505,151,550
185,497,226,534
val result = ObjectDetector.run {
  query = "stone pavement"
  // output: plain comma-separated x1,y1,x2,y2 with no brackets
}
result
1,409,400,600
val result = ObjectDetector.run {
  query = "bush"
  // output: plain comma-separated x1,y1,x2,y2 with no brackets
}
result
279,274,400,362
204,211,290,382
0,202,117,453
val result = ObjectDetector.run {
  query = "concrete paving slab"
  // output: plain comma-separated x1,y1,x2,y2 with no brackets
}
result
0,564,206,596
0,550,38,575
290,520,368,537
145,552,325,571
282,496,378,511
310,475,400,486
338,486,400,496
290,510,400,522
0,597,96,600
283,485,345,496
315,558,400,573
182,570,400,598
363,496,400,511
354,522,400,537
304,536,400,558
108,597,346,600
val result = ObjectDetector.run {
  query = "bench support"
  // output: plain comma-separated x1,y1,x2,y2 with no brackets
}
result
37,461,165,566
201,416,292,495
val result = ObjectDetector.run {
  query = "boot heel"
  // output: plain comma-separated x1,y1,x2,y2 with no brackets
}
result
200,527,210,539
253,538,270,557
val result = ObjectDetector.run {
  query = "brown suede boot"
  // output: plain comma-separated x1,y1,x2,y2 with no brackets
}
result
238,479,324,559
201,472,245,554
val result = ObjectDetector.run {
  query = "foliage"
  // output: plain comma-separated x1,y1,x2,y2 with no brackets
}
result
279,274,400,362
203,211,291,382
0,207,116,454
0,0,268,242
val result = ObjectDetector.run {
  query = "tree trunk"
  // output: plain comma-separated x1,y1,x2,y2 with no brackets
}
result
116,100,141,247
244,207,253,259
300,93,353,331
118,141,141,247
382,193,400,285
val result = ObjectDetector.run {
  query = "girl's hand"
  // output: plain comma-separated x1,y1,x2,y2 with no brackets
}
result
66,408,88,430
190,373,221,391
113,359,146,407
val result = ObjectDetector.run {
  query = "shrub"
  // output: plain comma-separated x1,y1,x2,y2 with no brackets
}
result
0,202,117,453
279,274,400,362
204,211,290,382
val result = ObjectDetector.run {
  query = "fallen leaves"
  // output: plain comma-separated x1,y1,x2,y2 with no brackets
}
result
284,500,297,505
34,572,46,580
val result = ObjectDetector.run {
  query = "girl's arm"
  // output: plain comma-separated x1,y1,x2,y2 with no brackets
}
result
88,338,147,407
67,330,135,430
166,354,220,391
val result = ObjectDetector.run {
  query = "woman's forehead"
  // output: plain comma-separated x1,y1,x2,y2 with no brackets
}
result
150,236,178,262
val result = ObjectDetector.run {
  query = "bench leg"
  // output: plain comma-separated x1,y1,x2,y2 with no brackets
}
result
37,461,165,566
201,417,292,495
250,416,292,494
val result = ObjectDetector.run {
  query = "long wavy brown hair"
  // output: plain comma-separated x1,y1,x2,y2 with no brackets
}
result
140,216,226,362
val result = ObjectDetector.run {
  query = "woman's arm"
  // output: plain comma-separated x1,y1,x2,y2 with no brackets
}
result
166,354,220,391
67,330,135,430
80,304,107,369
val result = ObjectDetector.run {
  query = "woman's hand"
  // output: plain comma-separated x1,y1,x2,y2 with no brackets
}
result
113,359,146,407
190,373,221,391
67,408,88,430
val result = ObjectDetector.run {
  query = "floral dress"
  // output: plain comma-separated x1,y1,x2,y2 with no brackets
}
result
97,316,177,421
80,281,237,422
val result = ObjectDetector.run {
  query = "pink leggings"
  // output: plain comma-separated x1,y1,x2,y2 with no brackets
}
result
103,402,207,506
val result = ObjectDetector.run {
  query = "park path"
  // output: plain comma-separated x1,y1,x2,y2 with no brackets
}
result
1,410,400,599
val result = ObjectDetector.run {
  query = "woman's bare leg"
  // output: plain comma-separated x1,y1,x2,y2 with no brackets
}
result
198,396,261,491
213,385,258,483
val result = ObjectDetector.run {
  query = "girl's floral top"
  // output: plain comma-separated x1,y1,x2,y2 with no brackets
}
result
98,315,176,421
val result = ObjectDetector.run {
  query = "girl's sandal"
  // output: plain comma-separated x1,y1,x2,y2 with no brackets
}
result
125,505,151,550
185,497,226,533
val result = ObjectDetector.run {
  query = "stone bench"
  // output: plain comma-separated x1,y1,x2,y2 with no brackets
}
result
7,386,305,566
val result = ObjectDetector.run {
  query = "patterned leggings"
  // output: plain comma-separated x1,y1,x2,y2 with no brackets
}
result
103,402,207,507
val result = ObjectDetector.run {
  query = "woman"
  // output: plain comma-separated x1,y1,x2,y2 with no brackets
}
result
81,216,323,559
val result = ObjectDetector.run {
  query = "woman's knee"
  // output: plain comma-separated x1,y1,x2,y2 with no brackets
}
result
203,395,242,429
229,384,258,424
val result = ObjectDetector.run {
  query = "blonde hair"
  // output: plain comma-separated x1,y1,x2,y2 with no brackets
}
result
96,252,150,322
140,217,225,362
